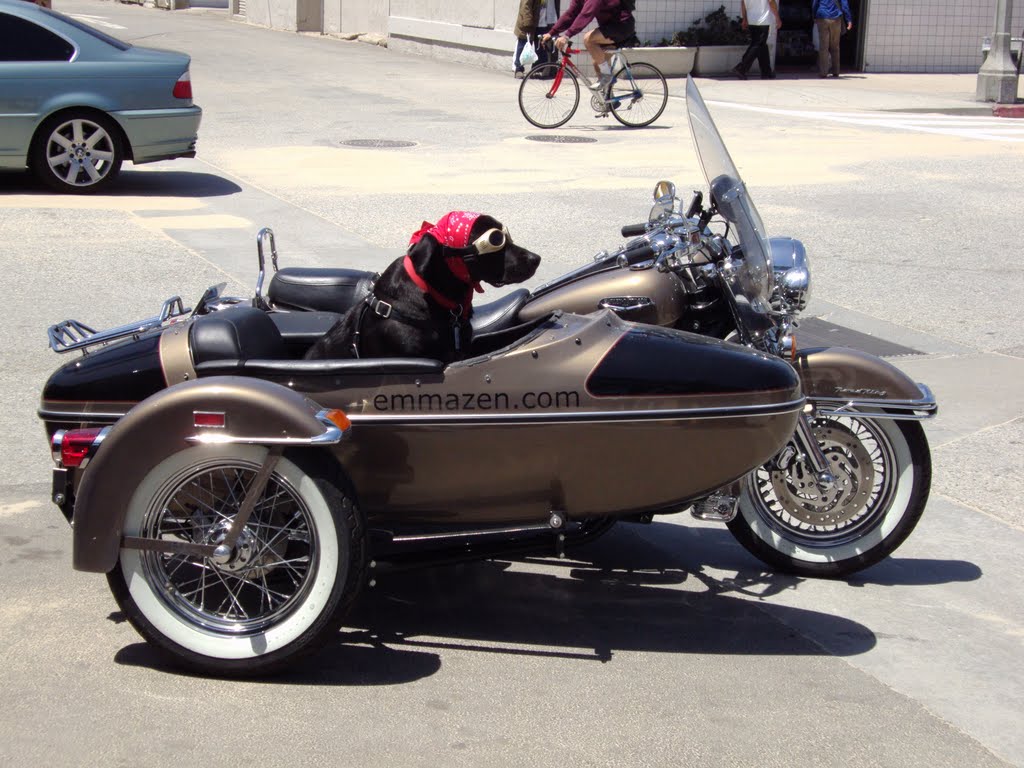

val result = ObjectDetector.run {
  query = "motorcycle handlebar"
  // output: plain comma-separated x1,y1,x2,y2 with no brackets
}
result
621,244,656,263
620,223,648,237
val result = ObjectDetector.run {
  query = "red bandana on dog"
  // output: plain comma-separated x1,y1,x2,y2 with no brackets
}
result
405,211,486,311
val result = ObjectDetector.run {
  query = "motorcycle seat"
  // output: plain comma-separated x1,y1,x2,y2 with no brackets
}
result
268,267,377,313
471,289,531,335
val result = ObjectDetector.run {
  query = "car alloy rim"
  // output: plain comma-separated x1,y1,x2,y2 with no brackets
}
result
45,118,116,187
139,460,319,635
749,416,897,548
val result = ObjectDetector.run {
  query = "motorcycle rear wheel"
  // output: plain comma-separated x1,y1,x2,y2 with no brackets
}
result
108,445,366,676
728,416,930,578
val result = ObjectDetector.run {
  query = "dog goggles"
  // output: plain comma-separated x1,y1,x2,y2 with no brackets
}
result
472,226,509,255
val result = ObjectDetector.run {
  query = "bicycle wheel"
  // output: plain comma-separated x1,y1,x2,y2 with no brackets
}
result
609,62,668,128
519,63,580,129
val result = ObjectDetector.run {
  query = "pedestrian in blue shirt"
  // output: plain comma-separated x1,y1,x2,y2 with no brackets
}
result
813,0,853,78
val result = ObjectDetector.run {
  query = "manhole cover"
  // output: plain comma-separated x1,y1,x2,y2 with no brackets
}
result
525,135,598,144
340,139,417,149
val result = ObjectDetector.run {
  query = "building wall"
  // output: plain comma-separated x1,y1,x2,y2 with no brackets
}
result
387,0,735,71
239,0,1024,75
862,0,1024,73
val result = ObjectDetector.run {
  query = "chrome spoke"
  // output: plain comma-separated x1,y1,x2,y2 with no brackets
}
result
48,152,71,169
71,120,85,145
140,460,317,635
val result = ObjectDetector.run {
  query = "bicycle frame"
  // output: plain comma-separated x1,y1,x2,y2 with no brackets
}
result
546,47,639,105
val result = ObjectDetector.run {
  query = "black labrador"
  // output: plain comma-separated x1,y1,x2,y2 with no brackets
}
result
305,212,541,362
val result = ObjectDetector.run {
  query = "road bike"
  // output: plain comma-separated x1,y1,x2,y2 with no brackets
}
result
518,45,668,129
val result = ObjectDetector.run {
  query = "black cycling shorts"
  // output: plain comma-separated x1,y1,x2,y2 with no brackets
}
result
598,18,637,45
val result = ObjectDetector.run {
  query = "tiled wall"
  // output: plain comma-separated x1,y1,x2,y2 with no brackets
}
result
863,0,1024,73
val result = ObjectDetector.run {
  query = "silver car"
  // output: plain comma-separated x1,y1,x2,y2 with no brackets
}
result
0,0,202,193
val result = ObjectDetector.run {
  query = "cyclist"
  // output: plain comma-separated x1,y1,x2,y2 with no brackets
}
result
541,0,637,94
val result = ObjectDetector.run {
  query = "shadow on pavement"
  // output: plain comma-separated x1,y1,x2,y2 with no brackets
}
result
112,523,976,683
0,169,241,198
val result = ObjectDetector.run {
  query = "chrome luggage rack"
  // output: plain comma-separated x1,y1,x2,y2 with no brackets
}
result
48,296,191,354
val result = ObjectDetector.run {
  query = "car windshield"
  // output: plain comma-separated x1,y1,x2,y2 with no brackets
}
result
685,77,773,316
41,7,132,51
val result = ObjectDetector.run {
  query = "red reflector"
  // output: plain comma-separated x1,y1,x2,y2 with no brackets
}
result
60,428,104,468
173,72,192,99
194,411,226,428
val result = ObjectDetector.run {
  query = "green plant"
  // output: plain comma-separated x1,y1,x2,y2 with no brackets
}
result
671,5,747,46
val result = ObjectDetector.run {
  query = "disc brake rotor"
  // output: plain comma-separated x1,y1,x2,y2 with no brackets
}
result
768,421,875,527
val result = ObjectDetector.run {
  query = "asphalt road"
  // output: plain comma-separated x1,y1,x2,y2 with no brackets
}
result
1,2,1022,766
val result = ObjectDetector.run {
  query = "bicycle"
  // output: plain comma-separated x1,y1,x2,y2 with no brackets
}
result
517,44,668,129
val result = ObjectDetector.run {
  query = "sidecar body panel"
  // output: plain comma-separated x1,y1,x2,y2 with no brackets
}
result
42,308,803,571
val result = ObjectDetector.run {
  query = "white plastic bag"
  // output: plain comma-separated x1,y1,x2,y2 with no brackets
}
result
520,40,539,68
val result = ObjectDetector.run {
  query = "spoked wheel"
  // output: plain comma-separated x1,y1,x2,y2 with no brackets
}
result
519,63,580,129
32,111,123,194
609,63,668,128
728,416,931,578
108,445,367,676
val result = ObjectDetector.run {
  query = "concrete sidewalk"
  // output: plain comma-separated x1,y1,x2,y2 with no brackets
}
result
665,72,1021,115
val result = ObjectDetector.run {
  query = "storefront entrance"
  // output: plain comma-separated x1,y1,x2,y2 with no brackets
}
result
776,0,865,73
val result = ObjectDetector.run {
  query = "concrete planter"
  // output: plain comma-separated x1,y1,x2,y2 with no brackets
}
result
620,47,696,77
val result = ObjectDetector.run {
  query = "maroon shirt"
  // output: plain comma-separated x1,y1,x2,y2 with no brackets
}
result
549,0,631,39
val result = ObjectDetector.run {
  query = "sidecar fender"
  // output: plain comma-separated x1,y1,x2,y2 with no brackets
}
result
793,347,937,418
71,376,345,574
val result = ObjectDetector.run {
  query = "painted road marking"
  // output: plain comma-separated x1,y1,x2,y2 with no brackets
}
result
707,101,1024,143
68,14,127,30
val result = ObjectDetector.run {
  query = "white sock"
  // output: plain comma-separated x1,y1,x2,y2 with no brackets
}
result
599,61,611,76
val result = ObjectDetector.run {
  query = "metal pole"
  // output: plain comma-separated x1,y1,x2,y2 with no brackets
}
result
977,0,1019,103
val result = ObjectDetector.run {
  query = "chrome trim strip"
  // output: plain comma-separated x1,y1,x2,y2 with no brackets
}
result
812,384,938,420
184,410,348,446
39,409,127,424
345,398,807,426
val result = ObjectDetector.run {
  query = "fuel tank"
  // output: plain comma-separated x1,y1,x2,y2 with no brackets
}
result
519,262,688,327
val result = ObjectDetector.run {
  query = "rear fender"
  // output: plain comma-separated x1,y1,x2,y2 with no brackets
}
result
793,347,937,419
72,376,344,573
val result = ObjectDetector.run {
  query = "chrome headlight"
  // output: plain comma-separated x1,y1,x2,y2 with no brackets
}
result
769,237,811,312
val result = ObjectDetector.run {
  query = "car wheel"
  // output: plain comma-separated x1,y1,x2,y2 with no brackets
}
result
31,112,124,194
107,445,367,676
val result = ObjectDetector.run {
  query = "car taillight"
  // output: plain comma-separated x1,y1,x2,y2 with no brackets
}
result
53,427,106,468
173,71,192,99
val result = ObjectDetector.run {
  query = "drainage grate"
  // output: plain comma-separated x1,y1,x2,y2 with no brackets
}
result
340,139,417,149
796,318,922,358
525,135,598,144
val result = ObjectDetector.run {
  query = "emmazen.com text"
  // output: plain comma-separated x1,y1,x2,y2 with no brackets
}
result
373,390,582,412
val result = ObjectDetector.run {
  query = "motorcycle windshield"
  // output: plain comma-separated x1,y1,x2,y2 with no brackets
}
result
685,77,774,317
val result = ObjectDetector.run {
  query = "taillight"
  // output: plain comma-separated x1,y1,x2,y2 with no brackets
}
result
173,71,192,100
53,427,106,468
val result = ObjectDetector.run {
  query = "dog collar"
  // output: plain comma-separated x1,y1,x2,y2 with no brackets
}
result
403,254,475,313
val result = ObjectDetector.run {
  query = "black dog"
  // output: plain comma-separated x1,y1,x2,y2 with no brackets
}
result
305,212,540,362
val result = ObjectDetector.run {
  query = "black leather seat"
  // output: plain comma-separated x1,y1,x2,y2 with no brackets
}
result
190,306,287,367
268,267,377,313
471,289,531,335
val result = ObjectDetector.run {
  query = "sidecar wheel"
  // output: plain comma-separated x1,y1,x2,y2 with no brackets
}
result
728,417,930,578
108,445,366,676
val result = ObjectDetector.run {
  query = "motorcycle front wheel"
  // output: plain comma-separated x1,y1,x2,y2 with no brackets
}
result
107,445,367,676
728,415,930,578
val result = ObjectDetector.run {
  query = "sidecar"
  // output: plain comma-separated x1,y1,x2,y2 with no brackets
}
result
40,296,802,674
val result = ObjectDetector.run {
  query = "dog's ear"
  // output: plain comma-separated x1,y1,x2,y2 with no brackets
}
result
407,231,444,276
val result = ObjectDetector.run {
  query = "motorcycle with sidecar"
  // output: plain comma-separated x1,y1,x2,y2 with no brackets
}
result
38,78,936,676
